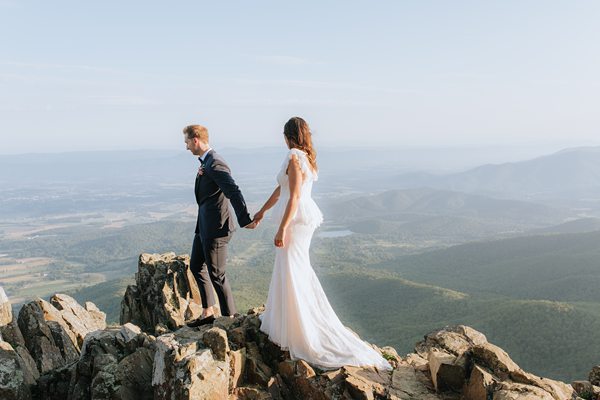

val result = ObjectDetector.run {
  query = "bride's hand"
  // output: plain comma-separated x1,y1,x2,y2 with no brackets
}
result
274,228,285,247
253,210,265,225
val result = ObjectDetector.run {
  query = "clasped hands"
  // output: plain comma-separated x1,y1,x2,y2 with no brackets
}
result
244,211,285,247
244,210,264,230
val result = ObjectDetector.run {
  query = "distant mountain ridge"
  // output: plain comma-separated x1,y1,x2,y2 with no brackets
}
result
332,188,562,220
394,146,600,202
328,188,567,238
528,217,600,235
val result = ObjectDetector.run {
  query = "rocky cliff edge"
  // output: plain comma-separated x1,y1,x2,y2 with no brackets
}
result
1,252,598,400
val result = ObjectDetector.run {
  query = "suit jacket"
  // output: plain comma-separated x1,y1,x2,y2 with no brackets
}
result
194,149,252,239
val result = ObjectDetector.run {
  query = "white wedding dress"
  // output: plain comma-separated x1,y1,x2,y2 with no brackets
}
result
259,148,392,371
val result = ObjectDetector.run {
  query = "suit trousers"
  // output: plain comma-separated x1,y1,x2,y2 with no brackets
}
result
190,233,236,316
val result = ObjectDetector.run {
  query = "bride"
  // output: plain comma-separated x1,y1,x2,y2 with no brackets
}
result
253,117,391,371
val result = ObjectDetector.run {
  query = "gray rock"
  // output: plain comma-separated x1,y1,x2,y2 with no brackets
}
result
17,299,67,374
84,301,106,327
36,363,76,400
571,380,596,399
120,253,203,334
428,349,465,392
203,326,229,361
268,374,291,400
47,320,79,365
65,324,155,400
50,293,106,348
0,314,27,352
388,365,442,400
230,386,273,399
463,364,496,400
0,286,12,326
230,348,247,392
246,341,273,387
117,322,142,344
416,325,487,358
152,327,229,399
0,341,32,400
15,293,107,380
343,365,391,400
590,366,600,386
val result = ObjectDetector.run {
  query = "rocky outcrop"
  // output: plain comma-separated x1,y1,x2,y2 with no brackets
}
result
0,286,28,353
1,254,596,399
1,286,39,400
153,325,230,399
590,366,600,386
0,286,11,327
569,366,600,400
66,323,155,400
16,294,106,375
1,340,33,400
415,325,576,400
120,253,203,334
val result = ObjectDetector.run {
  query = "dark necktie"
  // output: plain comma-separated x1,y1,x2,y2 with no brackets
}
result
197,157,205,176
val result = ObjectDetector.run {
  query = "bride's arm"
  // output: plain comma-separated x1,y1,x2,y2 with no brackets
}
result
274,155,302,247
253,185,281,223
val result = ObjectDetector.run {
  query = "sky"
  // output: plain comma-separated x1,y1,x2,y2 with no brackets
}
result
1,1,599,154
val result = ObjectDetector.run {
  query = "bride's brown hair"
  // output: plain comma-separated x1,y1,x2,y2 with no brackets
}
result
283,117,318,172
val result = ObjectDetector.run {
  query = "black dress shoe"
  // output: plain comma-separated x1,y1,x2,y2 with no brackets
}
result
186,315,215,328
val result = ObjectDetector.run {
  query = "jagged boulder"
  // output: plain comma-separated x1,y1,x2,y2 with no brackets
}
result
152,325,229,400
571,380,600,400
570,367,600,400
0,313,27,354
120,253,203,334
0,341,32,400
415,325,577,400
416,324,488,357
0,287,22,347
428,349,466,392
66,322,155,400
0,287,40,398
0,287,28,352
388,365,446,400
0,287,11,326
17,298,73,374
36,362,77,400
590,366,600,386
16,294,106,376
49,293,106,347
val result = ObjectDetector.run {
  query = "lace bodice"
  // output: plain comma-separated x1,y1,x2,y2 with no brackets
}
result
272,148,323,227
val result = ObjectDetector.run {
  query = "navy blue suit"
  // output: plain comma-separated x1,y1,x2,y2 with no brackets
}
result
190,149,251,316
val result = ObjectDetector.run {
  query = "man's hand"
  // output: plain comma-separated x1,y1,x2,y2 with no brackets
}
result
244,220,258,229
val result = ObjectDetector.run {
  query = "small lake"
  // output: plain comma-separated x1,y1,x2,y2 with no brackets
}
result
317,229,354,238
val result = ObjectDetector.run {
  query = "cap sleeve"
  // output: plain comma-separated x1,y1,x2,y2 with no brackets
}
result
288,148,310,176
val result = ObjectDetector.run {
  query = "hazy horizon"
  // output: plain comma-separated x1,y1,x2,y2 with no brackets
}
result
1,141,598,157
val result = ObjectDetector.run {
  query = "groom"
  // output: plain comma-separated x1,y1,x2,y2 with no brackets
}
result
183,124,256,327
